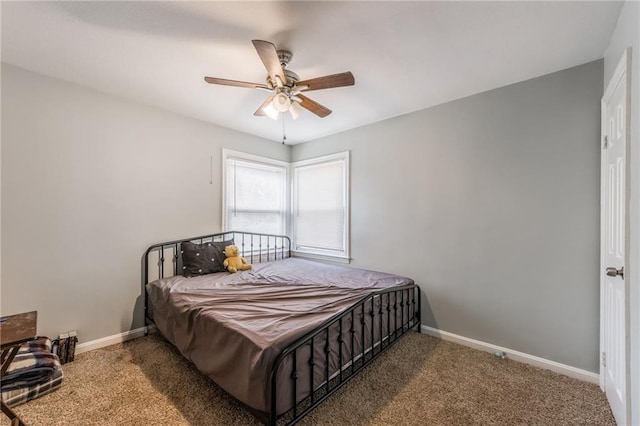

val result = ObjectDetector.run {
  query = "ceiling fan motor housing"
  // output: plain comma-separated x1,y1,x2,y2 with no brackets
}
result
267,70,299,90
267,51,300,89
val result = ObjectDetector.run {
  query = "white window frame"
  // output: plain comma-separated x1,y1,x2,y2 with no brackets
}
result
291,151,350,263
221,149,290,235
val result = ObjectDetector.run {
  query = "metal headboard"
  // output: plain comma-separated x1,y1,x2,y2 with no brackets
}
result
143,231,291,324
143,231,291,283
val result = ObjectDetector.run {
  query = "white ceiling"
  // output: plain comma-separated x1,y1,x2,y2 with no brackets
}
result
1,1,623,144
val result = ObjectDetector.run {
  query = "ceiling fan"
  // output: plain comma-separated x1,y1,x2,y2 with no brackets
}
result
204,40,355,120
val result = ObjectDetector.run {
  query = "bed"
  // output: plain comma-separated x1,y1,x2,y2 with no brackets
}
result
143,231,420,425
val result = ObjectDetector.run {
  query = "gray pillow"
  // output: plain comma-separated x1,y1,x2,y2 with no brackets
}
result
181,239,234,277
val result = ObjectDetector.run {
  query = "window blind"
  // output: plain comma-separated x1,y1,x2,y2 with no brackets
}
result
225,158,287,235
294,159,346,254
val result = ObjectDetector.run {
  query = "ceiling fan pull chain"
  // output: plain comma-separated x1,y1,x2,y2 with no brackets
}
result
282,116,287,145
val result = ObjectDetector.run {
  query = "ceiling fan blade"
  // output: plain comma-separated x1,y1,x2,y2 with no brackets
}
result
296,72,355,92
204,77,270,90
252,40,287,85
297,94,332,118
254,96,274,116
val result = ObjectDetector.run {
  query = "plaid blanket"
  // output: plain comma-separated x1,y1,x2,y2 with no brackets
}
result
17,336,52,354
1,366,63,407
1,337,62,392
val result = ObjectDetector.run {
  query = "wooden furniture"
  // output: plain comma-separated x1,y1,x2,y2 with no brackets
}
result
1,311,37,426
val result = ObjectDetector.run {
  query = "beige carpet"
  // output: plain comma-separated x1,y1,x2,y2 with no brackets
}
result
8,332,614,425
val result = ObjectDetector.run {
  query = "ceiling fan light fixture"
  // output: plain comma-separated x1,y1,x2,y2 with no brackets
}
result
263,102,279,120
289,101,303,120
272,92,291,112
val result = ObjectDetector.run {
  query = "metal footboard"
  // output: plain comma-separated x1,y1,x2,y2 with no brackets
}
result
267,284,420,425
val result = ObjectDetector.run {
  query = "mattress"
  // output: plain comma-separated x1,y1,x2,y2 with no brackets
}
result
146,257,414,415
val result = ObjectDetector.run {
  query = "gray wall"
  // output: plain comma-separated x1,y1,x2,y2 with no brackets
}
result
1,59,605,373
1,64,289,342
292,60,603,372
603,0,640,421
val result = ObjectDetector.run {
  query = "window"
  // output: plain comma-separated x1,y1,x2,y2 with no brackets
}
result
222,149,350,262
292,152,350,260
222,150,288,235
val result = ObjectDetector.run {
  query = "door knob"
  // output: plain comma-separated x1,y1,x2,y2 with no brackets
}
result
605,266,624,279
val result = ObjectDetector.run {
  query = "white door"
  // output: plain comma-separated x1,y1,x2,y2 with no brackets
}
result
600,49,630,426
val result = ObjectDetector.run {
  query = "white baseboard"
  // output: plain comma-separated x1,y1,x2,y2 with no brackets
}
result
421,325,599,384
74,325,599,385
75,326,153,355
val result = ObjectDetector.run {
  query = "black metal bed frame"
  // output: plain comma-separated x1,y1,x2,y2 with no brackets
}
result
143,231,420,426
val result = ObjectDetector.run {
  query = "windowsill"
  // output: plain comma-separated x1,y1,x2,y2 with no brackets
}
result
291,250,351,264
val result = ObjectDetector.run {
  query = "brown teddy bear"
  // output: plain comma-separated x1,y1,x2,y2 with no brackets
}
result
223,244,252,273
